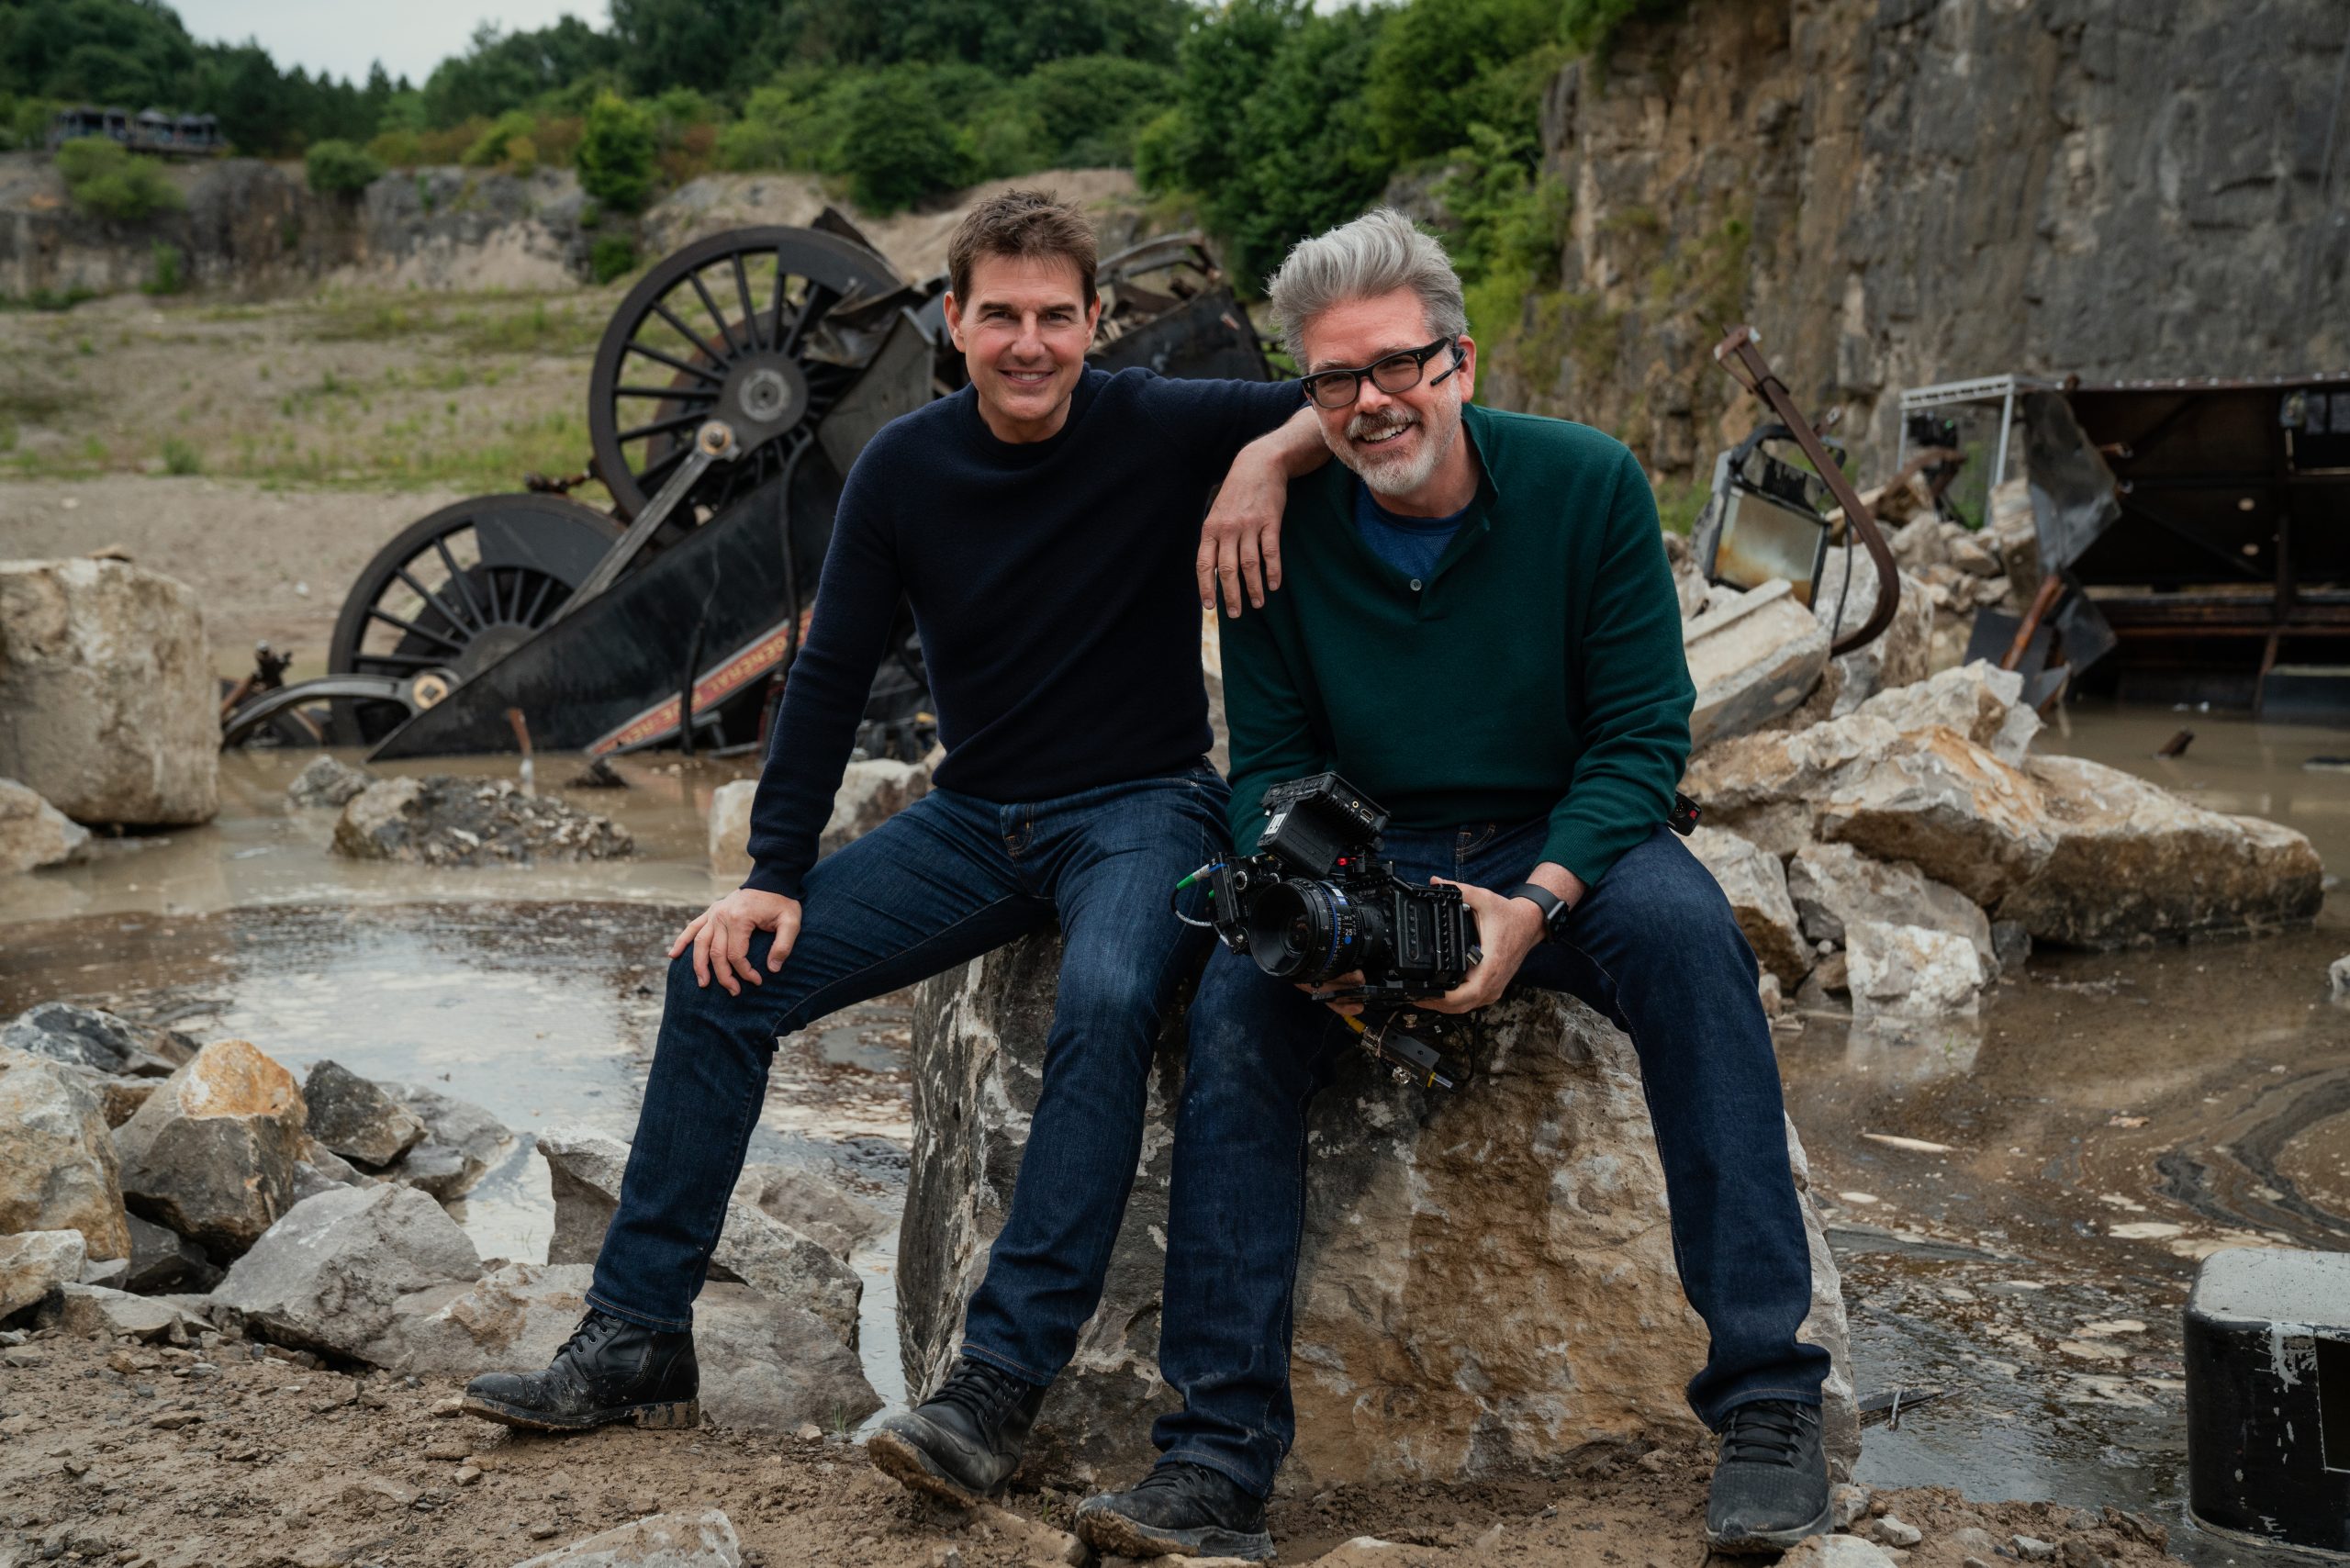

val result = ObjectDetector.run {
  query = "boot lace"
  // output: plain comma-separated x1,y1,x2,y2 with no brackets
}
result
1719,1401,1812,1467
929,1358,1032,1426
555,1309,622,1362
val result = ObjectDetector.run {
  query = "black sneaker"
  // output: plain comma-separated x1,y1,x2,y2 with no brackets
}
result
460,1308,699,1432
1705,1399,1831,1551
1075,1461,1274,1562
866,1356,1047,1506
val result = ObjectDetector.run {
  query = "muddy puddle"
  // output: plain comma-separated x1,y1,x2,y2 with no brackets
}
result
6,716,2350,1549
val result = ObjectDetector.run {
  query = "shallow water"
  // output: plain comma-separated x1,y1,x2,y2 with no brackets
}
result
6,716,2350,1542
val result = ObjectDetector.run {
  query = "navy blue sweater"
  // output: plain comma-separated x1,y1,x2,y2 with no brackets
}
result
743,367,1302,899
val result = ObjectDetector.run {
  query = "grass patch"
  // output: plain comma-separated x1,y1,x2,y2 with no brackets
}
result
446,300,602,357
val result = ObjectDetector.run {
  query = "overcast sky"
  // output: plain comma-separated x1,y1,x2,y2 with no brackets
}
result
173,1,607,87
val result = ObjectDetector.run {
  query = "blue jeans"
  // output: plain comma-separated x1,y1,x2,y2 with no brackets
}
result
1153,818,1829,1496
590,763,1229,1386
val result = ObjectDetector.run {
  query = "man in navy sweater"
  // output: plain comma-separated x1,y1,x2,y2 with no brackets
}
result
460,191,1315,1502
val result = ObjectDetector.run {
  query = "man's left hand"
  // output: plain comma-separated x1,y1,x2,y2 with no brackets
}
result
1419,869,1583,1014
1199,406,1326,617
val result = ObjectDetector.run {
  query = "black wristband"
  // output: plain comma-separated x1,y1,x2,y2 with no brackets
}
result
1503,881,1567,942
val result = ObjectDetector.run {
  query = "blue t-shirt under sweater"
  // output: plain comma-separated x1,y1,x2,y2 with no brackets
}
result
1351,478,1470,582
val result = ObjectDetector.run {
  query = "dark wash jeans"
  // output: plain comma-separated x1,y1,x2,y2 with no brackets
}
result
1153,818,1830,1497
589,763,1229,1386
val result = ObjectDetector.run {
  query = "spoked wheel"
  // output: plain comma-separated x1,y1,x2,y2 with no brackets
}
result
326,494,621,745
588,227,901,526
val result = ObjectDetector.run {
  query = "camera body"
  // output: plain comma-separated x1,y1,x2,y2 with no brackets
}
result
1200,773,1480,1087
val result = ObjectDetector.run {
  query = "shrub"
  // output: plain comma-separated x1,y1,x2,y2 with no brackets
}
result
55,138,185,222
161,437,202,475
461,109,539,172
590,233,639,284
576,93,657,212
306,139,386,196
365,129,425,168
714,72,842,173
142,241,185,296
835,66,976,215
1015,54,1179,167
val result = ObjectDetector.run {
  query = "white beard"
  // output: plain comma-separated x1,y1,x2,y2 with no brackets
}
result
1341,398,1460,498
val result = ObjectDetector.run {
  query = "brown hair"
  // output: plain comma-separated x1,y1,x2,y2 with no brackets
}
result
946,189,1098,310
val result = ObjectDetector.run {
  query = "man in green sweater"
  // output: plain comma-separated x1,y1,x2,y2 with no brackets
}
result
1073,210,1831,1563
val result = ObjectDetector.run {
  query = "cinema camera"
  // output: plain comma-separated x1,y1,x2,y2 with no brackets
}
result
1177,773,1481,1090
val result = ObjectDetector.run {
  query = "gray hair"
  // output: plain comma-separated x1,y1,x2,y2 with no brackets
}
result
1266,207,1469,367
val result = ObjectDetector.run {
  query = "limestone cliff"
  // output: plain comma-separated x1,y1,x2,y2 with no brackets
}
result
1483,0,2350,479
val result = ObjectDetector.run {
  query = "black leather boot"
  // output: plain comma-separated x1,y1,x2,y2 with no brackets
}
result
1704,1399,1831,1551
865,1356,1046,1506
1076,1461,1274,1562
461,1308,700,1432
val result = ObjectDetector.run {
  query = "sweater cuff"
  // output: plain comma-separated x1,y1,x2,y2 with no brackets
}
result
1541,821,1632,896
741,861,806,902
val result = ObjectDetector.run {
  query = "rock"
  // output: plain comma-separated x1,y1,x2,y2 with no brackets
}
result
1952,1528,2002,1557
1663,530,1710,619
2013,1537,2056,1562
969,1505,1084,1566
1853,663,2039,766
515,1509,742,1567
1782,1536,1901,1568
901,933,1860,1489
0,1229,86,1318
1830,1482,1872,1529
0,1046,131,1260
85,1074,158,1128
1817,727,2053,907
0,558,218,825
1312,1541,1406,1567
1785,843,1995,973
1810,550,1934,716
54,1283,195,1342
333,776,632,866
375,1081,514,1201
286,756,373,808
708,756,937,877
1874,1516,1925,1548
1845,921,1986,1017
212,1183,482,1358
1757,970,1784,1018
0,778,90,872
121,1214,220,1295
1997,756,2324,947
1685,826,1811,986
1990,919,2032,975
539,1127,860,1346
302,1059,428,1169
732,1165,889,1260
387,1261,879,1430
1986,476,2041,597
1684,580,1830,748
2,1002,196,1078
113,1039,308,1259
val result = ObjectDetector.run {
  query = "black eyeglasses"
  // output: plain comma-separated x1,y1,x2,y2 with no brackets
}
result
1298,337,1463,410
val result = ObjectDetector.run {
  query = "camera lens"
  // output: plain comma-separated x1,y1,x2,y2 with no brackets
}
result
1242,879,1350,981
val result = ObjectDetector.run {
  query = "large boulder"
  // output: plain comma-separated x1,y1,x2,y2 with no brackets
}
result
538,1126,861,1347
332,776,632,865
707,755,936,877
1998,756,2324,946
1683,580,1830,748
120,1213,219,1295
0,1047,130,1260
1810,550,1934,716
212,1182,482,1357
1684,826,1811,986
112,1039,308,1258
303,1059,427,1170
901,933,1859,1492
733,1164,889,1260
386,1261,879,1431
1785,843,1995,974
375,1080,514,1200
2,1002,195,1078
1816,727,2054,907
0,1229,86,1318
0,558,218,825
1844,921,1987,1017
0,778,89,873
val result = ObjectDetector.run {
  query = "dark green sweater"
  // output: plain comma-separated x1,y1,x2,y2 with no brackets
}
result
1218,401,1695,889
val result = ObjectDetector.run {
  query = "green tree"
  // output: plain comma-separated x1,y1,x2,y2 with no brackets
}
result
835,63,975,213
576,91,656,211
1364,0,1561,162
55,134,183,219
305,137,385,195
1016,53,1176,167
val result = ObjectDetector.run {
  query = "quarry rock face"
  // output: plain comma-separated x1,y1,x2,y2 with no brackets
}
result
0,559,218,827
0,1047,129,1262
901,933,1859,1491
112,1039,308,1258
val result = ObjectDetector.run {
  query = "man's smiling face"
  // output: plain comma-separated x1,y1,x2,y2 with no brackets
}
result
943,252,1102,442
1298,287,1477,499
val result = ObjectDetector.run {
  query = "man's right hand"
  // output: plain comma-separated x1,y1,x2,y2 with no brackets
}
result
668,888,801,996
